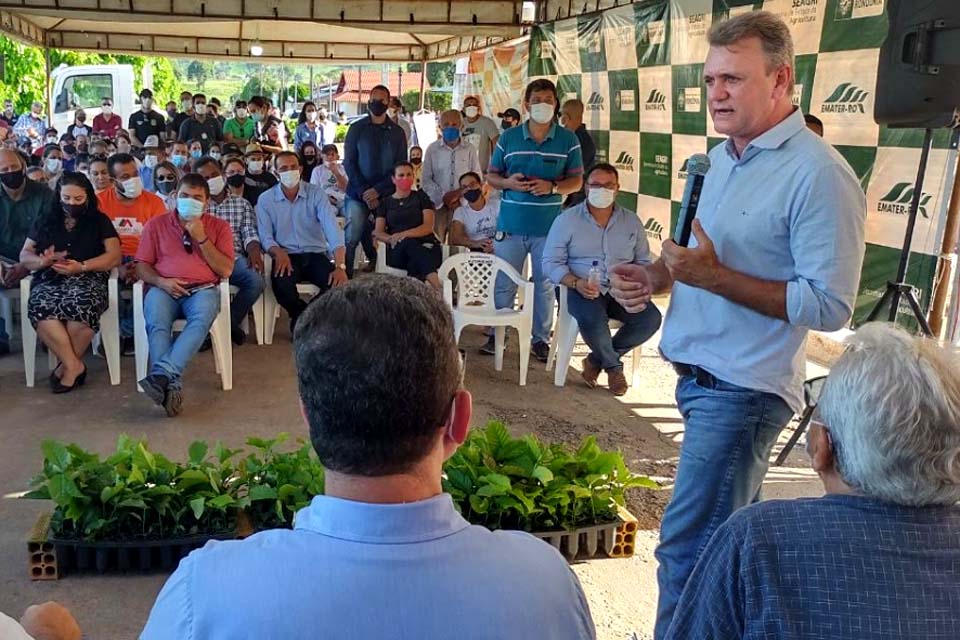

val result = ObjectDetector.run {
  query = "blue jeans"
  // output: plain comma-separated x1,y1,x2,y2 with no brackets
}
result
654,370,794,639
343,197,377,277
566,291,662,370
144,286,220,384
229,255,265,331
493,234,553,344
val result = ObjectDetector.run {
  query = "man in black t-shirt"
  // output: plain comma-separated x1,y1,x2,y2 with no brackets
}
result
128,89,166,148
241,143,277,208
177,94,222,153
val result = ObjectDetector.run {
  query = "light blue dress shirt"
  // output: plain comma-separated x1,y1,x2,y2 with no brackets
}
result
542,201,652,293
140,494,595,640
659,108,866,412
255,181,344,256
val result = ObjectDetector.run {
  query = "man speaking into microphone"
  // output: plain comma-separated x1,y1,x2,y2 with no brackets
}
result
609,12,866,639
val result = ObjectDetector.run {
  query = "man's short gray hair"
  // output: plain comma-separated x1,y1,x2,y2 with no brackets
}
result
708,11,795,91
818,323,960,507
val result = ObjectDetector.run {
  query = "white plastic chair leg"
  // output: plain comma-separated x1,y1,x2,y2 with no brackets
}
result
215,282,233,391
629,346,640,388
0,296,12,335
251,293,265,345
517,321,531,386
101,276,121,385
553,315,579,387
133,282,149,392
493,326,505,372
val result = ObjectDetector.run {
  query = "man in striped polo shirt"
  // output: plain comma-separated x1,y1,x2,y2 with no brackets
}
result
484,79,584,360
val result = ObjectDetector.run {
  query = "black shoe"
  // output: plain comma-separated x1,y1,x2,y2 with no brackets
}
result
231,326,246,346
479,335,504,356
163,386,183,417
531,340,550,363
198,336,213,352
139,374,169,407
121,336,136,357
49,363,63,389
0,342,9,356
52,366,86,394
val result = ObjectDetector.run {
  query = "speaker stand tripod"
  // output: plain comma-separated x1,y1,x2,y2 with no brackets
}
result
865,128,935,336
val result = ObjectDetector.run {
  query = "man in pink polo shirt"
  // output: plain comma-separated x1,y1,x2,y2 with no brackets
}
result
135,173,234,417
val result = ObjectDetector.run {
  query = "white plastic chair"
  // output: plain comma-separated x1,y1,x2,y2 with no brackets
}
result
20,268,121,387
133,279,232,392
546,285,641,388
377,242,465,276
440,252,534,386
260,253,321,345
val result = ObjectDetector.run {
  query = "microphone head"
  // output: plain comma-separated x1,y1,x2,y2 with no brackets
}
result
687,153,711,176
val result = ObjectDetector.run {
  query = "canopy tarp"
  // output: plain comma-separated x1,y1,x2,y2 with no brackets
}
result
0,0,530,62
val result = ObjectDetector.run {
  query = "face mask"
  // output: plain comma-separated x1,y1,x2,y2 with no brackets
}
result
441,126,461,143
367,100,388,117
463,188,482,203
77,116,86,123
247,159,263,173
144,154,158,168
464,106,479,118
101,106,113,115
190,150,202,160
303,154,316,165
279,170,300,189
210,152,222,161
45,158,62,174
410,157,422,165
46,136,58,144
1,169,26,190
181,100,192,111
118,176,143,199
63,202,86,217
236,108,248,118
306,111,317,122
587,187,616,209
501,119,513,130
529,103,555,124
167,108,177,118
194,104,207,116
226,173,245,188
252,111,263,123
171,154,187,167
176,197,204,220
63,145,77,156
394,176,414,192
207,175,225,196
142,99,153,109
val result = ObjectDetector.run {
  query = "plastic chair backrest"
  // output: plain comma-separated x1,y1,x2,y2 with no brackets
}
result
440,252,524,312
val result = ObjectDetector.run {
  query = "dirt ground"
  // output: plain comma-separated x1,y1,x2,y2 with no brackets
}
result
0,302,821,640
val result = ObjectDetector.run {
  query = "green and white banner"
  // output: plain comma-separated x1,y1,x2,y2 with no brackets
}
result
504,0,953,326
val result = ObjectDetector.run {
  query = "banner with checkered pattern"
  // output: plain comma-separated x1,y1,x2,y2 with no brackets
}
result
479,0,952,326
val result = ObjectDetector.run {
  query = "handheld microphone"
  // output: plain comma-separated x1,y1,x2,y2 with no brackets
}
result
673,153,711,247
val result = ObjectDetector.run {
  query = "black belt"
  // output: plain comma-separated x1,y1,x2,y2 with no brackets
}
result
672,362,722,389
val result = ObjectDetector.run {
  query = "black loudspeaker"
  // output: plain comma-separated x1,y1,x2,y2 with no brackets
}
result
874,0,960,129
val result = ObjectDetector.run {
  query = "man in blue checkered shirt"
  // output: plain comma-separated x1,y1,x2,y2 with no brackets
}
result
666,323,960,639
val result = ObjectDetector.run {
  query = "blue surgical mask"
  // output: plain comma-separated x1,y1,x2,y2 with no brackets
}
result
190,150,202,160
176,197,205,220
442,126,461,143
171,154,187,167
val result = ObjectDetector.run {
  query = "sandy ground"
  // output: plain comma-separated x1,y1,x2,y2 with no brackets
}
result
0,302,822,640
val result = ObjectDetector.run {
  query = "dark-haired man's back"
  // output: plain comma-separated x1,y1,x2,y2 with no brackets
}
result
141,494,594,639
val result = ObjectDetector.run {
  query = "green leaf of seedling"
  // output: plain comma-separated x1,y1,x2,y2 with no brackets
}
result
208,494,235,509
532,466,554,485
249,485,278,501
41,440,71,471
190,497,205,520
482,473,511,489
133,443,156,472
48,473,82,504
116,498,147,509
476,483,508,497
188,441,209,466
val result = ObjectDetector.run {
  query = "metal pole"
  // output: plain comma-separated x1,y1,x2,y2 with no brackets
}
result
418,62,427,111
44,45,52,127
356,64,363,113
929,130,960,336
309,65,314,101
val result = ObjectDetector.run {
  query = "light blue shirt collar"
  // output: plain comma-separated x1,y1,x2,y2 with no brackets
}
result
573,201,630,228
272,182,307,202
294,493,470,544
724,107,806,162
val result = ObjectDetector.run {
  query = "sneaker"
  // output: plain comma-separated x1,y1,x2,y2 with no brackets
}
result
121,336,136,357
531,340,550,363
163,386,183,417
139,374,169,407
231,326,246,346
607,368,629,397
581,356,601,388
478,334,502,356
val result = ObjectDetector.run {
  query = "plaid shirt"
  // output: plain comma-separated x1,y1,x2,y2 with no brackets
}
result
212,195,259,256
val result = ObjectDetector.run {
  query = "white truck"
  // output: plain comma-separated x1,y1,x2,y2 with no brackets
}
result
48,63,150,134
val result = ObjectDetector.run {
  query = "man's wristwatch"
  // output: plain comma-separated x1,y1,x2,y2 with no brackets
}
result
550,180,559,195
336,263,347,271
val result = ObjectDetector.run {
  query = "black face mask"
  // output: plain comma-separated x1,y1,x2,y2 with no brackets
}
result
368,100,388,117
463,188,482,203
303,155,317,165
63,202,86,217
157,181,177,195
0,169,25,190
64,145,77,155
410,157,422,166
501,120,513,130
226,174,245,188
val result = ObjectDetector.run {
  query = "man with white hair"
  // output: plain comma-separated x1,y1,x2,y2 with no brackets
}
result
608,12,867,637
666,322,960,639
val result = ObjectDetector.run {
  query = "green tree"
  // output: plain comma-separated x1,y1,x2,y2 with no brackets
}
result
241,75,279,100
186,60,214,91
0,37,46,112
401,89,452,114
425,61,455,89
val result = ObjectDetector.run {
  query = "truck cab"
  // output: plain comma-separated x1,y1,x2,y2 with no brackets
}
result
49,64,137,135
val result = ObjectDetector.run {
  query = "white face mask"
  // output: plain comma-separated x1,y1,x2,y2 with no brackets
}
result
247,159,263,173
236,107,248,118
306,111,318,122
144,154,158,168
181,100,192,111
210,152,222,161
587,187,616,209
528,103,555,124
279,169,300,189
101,105,113,115
119,176,144,199
194,104,207,116
45,158,62,174
464,106,479,118
207,175,226,196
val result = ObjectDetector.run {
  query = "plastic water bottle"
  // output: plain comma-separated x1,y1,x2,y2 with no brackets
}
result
587,261,601,288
